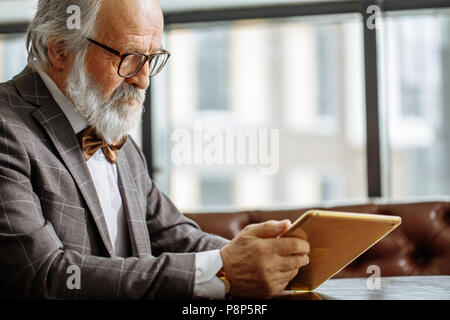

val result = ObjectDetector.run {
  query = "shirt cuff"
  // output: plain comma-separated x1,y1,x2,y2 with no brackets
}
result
193,249,225,299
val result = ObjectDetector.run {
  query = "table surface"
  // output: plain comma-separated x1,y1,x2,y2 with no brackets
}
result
278,276,450,300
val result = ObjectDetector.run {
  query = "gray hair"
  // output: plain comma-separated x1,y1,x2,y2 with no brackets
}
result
26,0,101,70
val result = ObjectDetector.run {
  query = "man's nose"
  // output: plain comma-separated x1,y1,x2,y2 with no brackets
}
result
125,61,150,90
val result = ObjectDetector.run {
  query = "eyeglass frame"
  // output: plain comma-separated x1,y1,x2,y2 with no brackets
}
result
86,38,171,78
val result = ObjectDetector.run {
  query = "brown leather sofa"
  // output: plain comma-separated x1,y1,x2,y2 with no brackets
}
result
186,201,450,278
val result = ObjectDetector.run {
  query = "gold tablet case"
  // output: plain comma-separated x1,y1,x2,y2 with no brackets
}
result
281,210,402,291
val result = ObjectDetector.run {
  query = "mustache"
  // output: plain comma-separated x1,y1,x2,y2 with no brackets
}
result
108,82,146,106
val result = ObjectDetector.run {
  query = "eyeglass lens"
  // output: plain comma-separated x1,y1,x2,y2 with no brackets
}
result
119,53,169,78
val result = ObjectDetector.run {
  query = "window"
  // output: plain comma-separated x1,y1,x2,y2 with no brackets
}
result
0,34,28,82
152,14,367,212
201,176,233,207
379,10,450,199
2,1,448,213
197,27,229,111
316,25,337,117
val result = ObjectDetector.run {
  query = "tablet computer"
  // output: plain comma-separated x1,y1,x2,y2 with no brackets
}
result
279,210,402,291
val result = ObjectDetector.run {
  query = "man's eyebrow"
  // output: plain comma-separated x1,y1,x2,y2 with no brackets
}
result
119,43,163,54
119,43,144,53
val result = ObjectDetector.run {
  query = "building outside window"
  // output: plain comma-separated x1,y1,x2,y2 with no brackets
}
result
380,11,450,199
152,14,368,212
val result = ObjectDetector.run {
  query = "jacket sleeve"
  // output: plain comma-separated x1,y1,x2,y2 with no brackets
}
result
0,119,197,300
146,182,230,256
127,138,230,257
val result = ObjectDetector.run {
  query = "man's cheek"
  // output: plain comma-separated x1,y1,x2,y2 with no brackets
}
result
102,81,123,101
92,65,123,99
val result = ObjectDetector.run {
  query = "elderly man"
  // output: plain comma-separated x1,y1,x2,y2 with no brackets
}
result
0,0,309,299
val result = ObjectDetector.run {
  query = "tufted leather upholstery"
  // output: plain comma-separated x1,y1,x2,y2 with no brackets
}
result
185,201,450,278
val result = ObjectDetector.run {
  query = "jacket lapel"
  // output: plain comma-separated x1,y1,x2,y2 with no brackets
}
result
13,67,115,257
117,156,152,257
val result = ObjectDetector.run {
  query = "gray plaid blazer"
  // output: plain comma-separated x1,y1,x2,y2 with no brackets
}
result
0,67,229,299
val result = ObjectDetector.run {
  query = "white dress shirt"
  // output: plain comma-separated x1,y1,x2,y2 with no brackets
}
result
37,68,225,299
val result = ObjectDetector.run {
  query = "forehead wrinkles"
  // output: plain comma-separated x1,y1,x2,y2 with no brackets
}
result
94,0,164,53
104,20,164,39
96,0,164,36
96,22,163,54
117,40,163,55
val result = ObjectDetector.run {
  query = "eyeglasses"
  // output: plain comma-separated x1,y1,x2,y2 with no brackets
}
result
87,38,171,78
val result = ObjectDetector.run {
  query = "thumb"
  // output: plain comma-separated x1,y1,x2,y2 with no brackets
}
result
245,220,291,238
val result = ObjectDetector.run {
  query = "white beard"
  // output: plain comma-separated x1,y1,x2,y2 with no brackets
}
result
65,51,146,144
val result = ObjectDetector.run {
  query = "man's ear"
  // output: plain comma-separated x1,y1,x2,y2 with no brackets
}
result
47,39,70,70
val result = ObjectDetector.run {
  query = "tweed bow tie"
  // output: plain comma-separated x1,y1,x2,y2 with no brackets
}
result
80,126,127,164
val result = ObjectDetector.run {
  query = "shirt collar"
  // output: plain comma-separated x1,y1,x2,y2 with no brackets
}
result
36,67,88,134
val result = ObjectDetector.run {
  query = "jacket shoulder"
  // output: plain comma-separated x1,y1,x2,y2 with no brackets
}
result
0,79,34,121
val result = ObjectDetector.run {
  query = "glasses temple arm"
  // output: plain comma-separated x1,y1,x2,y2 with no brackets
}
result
87,38,122,57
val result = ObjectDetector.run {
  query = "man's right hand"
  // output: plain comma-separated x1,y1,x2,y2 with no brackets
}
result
220,219,310,299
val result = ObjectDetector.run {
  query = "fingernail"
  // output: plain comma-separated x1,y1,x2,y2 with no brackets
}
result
306,256,309,265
